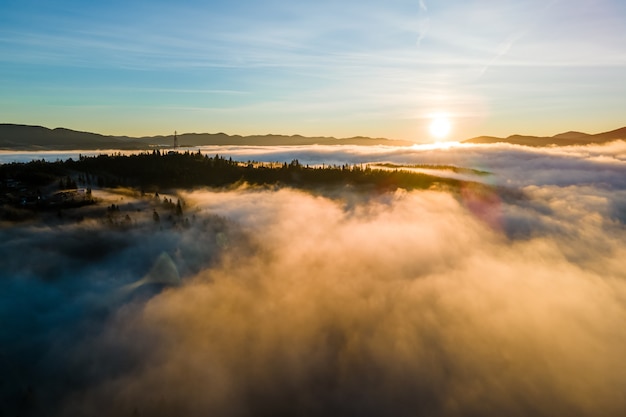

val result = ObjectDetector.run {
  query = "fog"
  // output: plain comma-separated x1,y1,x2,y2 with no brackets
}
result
5,140,626,189
210,140,626,188
2,142,626,416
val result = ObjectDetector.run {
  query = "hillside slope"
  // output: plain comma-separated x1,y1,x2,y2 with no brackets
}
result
0,124,413,150
464,127,626,146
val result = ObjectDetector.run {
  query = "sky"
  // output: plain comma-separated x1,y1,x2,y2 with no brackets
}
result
1,0,625,142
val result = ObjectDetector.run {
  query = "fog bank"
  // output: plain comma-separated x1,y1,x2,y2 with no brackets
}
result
62,187,626,416
1,141,626,416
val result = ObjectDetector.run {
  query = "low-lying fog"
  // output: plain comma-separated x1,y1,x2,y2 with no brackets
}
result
4,140,625,188
1,141,625,416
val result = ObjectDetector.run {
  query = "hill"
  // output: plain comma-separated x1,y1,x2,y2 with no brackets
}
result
0,124,413,150
4,123,625,150
0,124,142,150
464,127,626,146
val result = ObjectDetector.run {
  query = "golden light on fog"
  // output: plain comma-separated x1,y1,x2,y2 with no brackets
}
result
429,115,452,140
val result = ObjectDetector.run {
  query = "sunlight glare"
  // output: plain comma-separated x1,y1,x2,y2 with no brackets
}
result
429,115,452,140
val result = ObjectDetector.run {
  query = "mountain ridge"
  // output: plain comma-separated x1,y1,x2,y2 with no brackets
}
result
0,124,413,150
464,126,626,146
1,123,625,150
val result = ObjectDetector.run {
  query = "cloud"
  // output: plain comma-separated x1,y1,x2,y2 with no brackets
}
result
58,186,626,417
416,0,430,46
477,31,525,77
2,141,626,416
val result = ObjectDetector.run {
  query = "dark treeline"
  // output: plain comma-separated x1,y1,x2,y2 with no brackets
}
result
1,150,472,193
374,162,491,176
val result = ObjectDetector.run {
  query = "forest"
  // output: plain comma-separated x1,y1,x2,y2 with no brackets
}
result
0,150,480,214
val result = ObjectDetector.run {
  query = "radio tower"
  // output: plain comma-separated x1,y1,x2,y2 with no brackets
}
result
174,131,179,149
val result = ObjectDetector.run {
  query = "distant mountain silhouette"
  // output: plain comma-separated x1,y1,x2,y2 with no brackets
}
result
0,124,141,150
551,131,590,140
0,124,413,150
464,127,626,146
2,123,625,150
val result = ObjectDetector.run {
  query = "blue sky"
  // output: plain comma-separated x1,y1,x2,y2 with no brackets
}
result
1,0,625,141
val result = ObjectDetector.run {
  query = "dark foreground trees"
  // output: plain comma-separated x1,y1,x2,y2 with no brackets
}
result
0,151,477,218
52,151,465,191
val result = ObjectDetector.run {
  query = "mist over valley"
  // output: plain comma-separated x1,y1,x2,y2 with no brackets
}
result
1,140,626,416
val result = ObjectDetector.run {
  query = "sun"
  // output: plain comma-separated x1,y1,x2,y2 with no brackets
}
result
429,115,452,140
